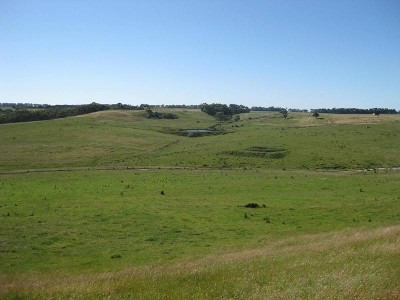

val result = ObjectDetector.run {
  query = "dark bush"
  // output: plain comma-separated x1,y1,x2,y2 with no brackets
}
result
145,109,178,119
263,216,271,223
244,203,260,208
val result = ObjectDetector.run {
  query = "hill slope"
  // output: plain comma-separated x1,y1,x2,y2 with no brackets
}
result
0,110,399,171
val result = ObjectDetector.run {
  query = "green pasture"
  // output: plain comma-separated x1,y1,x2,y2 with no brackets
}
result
1,169,399,275
0,109,399,298
0,110,399,171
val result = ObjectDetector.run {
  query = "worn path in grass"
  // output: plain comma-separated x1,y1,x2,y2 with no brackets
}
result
1,165,400,176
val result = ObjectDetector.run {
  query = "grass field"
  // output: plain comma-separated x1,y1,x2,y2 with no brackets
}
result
0,110,399,299
1,110,399,171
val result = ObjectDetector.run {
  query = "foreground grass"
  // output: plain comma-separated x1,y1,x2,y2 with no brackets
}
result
2,225,399,299
0,169,399,275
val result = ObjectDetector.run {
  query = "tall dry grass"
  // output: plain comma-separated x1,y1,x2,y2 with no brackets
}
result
1,225,399,299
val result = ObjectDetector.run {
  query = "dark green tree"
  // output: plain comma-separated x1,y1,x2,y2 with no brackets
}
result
280,109,288,119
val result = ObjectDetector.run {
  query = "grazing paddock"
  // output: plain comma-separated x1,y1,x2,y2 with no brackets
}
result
0,110,399,298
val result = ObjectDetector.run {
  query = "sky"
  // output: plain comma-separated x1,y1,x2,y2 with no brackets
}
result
0,0,399,109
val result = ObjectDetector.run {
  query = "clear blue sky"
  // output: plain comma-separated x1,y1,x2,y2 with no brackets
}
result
1,0,399,109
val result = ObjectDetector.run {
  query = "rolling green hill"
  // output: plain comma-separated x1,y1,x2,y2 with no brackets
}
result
0,109,399,171
0,110,399,299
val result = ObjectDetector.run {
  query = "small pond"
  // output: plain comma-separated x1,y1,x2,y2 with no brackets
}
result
184,129,219,133
182,128,222,137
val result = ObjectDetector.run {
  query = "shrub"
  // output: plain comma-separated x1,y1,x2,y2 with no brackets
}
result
145,110,178,119
244,203,260,208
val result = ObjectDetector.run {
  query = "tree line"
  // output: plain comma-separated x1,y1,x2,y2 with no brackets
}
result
0,103,52,109
0,102,202,110
251,106,286,112
0,102,109,124
1,101,397,124
310,108,397,114
251,106,306,113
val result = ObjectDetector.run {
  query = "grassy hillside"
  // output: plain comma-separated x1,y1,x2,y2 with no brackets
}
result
0,110,399,171
0,109,399,299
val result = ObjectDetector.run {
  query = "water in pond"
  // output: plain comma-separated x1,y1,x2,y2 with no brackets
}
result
184,129,216,133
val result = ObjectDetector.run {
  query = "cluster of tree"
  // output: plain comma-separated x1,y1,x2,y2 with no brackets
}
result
311,108,398,114
144,109,178,119
200,103,250,120
0,102,109,124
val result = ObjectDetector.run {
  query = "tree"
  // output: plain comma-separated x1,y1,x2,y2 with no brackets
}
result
200,103,250,121
228,104,250,114
312,112,320,118
280,109,288,119
215,112,232,121
201,103,231,117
